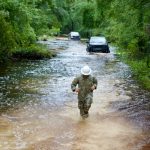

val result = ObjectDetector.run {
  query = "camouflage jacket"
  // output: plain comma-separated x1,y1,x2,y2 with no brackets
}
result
71,75,97,100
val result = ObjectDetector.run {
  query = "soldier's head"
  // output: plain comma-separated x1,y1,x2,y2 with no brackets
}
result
81,65,91,77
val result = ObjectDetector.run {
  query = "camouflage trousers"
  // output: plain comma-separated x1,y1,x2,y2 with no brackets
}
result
78,94,93,118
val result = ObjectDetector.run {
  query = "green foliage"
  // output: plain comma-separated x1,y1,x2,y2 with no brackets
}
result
12,44,55,60
0,13,15,62
126,58,150,90
117,48,150,90
0,0,65,61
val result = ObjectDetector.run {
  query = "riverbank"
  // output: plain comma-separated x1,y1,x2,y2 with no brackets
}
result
116,50,150,91
0,38,59,64
11,43,56,61
114,49,150,150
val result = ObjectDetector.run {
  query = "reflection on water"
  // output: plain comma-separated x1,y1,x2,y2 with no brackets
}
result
0,39,149,150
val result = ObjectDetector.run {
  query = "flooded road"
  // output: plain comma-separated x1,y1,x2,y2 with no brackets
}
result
0,39,149,150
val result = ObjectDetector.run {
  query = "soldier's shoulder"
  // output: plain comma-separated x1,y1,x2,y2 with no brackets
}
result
90,75,96,79
74,75,82,80
90,75,97,81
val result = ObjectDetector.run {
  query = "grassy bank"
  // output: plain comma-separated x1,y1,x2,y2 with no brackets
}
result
117,50,150,90
11,43,56,60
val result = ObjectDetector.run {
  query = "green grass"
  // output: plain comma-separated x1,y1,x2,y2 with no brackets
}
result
12,44,56,60
117,50,150,90
128,59,150,90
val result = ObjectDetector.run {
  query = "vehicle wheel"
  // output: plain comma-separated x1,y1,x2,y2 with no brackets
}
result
106,49,110,53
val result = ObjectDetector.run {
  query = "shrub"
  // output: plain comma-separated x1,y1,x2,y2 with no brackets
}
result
0,14,16,62
117,50,150,90
12,44,56,60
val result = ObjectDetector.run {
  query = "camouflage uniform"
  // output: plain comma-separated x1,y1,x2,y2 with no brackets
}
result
71,75,97,117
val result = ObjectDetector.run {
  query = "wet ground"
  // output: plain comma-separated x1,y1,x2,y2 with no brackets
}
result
0,38,149,150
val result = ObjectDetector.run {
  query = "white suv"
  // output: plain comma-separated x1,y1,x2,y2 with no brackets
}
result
69,32,80,40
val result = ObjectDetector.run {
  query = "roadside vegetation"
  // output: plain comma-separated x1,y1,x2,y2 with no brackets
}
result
117,50,150,90
128,58,150,90
12,44,56,60
0,0,150,89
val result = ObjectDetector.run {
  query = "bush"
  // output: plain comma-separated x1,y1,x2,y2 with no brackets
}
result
0,14,16,62
117,50,150,90
12,44,56,60
129,59,150,90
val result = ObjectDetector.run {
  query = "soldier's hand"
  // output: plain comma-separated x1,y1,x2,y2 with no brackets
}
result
75,88,80,93
91,85,96,91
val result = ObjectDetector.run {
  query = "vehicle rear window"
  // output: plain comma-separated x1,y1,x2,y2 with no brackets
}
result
90,37,106,43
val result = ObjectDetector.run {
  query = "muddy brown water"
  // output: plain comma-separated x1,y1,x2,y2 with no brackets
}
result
0,39,149,150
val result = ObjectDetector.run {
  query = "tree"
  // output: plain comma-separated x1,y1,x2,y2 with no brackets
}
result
0,14,15,62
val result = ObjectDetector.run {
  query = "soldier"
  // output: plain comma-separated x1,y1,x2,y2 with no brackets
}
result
71,65,97,118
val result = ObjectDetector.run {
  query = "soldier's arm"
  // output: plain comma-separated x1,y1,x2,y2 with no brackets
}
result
93,77,98,89
71,77,79,92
